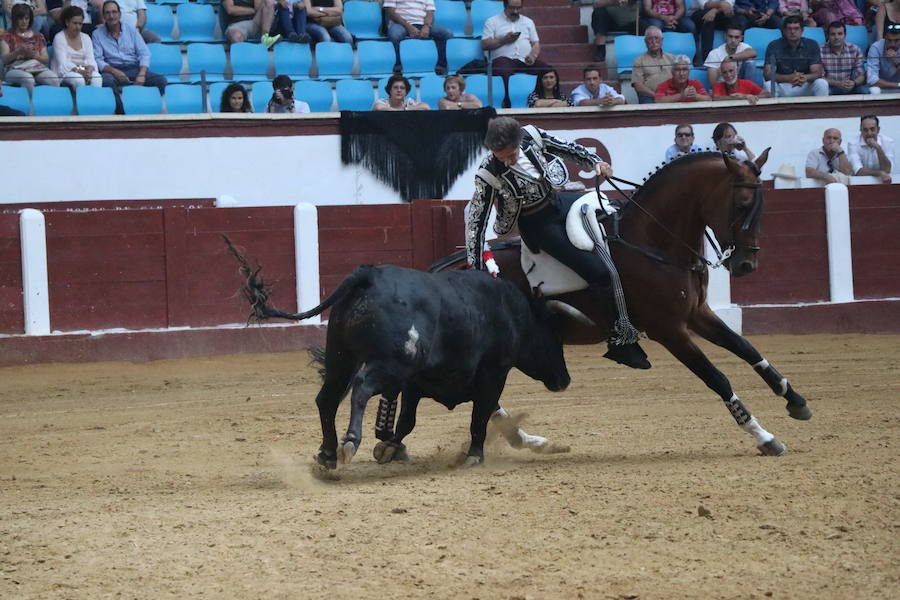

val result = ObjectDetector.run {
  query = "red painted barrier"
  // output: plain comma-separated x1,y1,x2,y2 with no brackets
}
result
850,185,900,300
0,213,23,334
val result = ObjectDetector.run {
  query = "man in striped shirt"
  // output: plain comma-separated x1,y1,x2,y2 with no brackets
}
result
820,21,868,94
384,0,453,75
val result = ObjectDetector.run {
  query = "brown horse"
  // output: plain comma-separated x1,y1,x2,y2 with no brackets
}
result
432,150,812,456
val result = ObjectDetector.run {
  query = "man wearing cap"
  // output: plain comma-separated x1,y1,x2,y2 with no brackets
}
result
805,128,852,184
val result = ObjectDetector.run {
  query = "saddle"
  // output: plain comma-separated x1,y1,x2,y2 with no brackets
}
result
520,190,619,296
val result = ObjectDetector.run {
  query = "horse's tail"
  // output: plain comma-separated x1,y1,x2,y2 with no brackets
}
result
223,234,373,322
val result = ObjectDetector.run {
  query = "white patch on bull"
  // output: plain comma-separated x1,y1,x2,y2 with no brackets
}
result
404,325,419,358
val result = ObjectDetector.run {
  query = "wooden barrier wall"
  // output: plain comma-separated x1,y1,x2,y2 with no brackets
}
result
849,185,900,300
0,213,23,333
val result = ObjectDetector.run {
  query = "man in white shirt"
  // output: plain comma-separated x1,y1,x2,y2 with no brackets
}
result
384,0,453,75
481,0,552,106
570,65,625,106
805,128,852,184
704,26,757,84
848,115,895,184
114,0,158,43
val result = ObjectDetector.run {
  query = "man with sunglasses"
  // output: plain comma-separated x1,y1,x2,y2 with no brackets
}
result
865,24,900,93
805,128,852,184
664,124,703,160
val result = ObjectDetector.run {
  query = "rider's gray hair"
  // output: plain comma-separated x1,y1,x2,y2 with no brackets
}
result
484,117,523,151
673,55,691,67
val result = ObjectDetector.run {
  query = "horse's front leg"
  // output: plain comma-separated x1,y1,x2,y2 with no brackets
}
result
652,325,786,456
490,406,570,454
689,306,812,420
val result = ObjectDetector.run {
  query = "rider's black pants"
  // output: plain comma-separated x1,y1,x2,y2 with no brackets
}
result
517,199,612,288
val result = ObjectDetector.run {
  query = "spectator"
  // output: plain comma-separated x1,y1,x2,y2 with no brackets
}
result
811,0,863,27
732,0,783,30
273,0,312,43
712,55,770,101
821,20,868,93
805,127,852,183
372,74,430,110
712,121,756,161
779,0,816,25
52,6,102,89
763,15,829,96
481,0,552,105
665,123,704,160
693,1,737,65
223,0,279,47
591,0,640,62
384,0,453,75
220,82,252,112
874,0,899,40
304,0,354,44
0,81,28,116
866,25,900,92
848,114,895,182
2,0,50,38
46,0,97,40
438,74,483,109
93,0,166,113
114,0,159,44
631,26,675,103
527,68,573,107
571,64,626,105
266,74,311,112
641,0,696,35
0,4,58,92
655,54,712,101
704,26,757,84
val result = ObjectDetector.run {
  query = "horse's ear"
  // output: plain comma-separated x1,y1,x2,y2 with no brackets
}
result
754,147,771,171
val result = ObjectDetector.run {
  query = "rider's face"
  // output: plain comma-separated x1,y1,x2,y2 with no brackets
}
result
492,145,520,167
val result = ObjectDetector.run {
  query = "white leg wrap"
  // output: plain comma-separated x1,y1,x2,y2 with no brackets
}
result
741,416,775,445
752,358,770,370
493,407,510,419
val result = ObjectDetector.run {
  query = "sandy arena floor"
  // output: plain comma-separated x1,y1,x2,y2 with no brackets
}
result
1,334,898,600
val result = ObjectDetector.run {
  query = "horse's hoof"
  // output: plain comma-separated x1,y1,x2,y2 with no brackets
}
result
787,403,813,421
314,452,337,469
374,441,408,464
532,441,571,454
462,454,484,467
337,440,357,465
757,439,786,456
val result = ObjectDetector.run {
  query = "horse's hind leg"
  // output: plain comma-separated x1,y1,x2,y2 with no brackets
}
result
689,306,812,420
653,326,786,456
374,391,421,464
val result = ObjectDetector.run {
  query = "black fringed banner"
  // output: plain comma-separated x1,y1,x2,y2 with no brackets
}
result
340,107,496,202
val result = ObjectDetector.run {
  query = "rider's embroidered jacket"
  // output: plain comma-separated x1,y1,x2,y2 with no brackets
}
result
465,126,601,270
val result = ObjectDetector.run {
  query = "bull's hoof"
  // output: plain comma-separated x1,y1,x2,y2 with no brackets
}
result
314,452,337,469
787,402,813,421
337,440,358,465
373,441,409,464
757,439,786,457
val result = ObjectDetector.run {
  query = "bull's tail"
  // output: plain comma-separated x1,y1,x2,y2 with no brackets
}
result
223,235,372,322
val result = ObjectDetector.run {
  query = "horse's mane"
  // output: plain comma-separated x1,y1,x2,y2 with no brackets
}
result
632,151,724,201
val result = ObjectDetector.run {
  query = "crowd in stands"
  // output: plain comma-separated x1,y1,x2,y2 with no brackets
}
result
0,0,898,116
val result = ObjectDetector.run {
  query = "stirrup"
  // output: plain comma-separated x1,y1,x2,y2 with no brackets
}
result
603,342,651,370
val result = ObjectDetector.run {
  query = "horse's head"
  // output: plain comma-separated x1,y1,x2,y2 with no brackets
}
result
715,148,770,277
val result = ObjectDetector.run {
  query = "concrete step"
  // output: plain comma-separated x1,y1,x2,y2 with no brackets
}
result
537,24,589,44
524,6,582,26
540,43,595,63
530,0,579,7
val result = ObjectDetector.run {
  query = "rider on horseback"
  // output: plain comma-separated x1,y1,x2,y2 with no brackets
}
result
465,116,650,370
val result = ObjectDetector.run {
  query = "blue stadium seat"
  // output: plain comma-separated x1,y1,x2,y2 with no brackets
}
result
506,72,535,108
176,3,218,42
743,28,781,66
417,74,445,108
251,81,273,112
295,80,334,112
446,38,483,72
158,0,187,5
465,73,503,106
273,43,312,78
804,27,825,45
145,4,175,43
121,86,164,114
663,31,696,61
314,41,354,79
612,35,644,74
689,68,710,92
399,38,438,75
357,40,396,78
344,0,383,39
165,84,205,113
75,86,116,115
470,0,502,38
336,79,375,110
229,42,270,82
1,85,31,115
434,0,468,37
32,86,74,116
149,42,183,82
845,25,868,54
186,43,227,82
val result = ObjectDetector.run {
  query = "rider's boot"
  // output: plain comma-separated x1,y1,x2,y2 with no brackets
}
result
593,284,651,370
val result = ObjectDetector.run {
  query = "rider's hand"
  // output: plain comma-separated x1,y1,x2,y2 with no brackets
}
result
595,161,612,179
483,250,500,278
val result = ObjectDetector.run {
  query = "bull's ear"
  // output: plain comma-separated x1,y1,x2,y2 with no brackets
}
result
754,147,771,171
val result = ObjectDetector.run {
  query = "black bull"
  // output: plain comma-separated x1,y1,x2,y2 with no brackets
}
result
225,242,585,468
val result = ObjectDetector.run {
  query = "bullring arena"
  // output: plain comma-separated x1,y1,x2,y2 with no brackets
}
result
2,98,899,598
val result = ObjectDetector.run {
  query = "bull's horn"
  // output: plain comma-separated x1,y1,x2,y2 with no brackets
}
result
546,300,597,327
